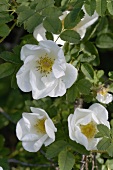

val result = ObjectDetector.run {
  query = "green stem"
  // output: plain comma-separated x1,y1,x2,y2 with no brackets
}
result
0,20,17,43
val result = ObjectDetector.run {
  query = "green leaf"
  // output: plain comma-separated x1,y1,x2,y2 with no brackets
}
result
36,0,54,11
107,143,113,157
95,124,110,138
109,83,113,93
0,24,10,37
46,140,68,159
108,71,113,81
97,137,111,150
0,158,9,170
80,42,99,66
69,140,89,155
107,1,113,15
96,33,113,49
0,12,13,24
60,30,80,44
85,0,96,16
0,0,9,11
79,53,96,63
81,63,94,80
25,13,43,33
45,31,54,40
64,8,83,29
42,7,62,17
0,51,21,64
43,17,62,34
96,0,107,16
66,84,79,103
61,0,70,7
97,70,104,79
0,0,8,5
17,8,34,24
0,63,15,79
77,79,92,95
58,150,75,170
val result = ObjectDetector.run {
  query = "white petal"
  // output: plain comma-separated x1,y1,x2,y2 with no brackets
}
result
39,40,60,56
45,119,57,140
29,70,56,99
52,49,66,78
75,130,89,149
33,24,47,41
85,138,98,150
48,79,66,97
16,119,28,141
73,108,92,122
89,103,108,121
0,167,3,170
96,93,113,104
68,114,77,141
22,134,48,152
21,134,39,141
21,44,43,61
30,107,48,118
62,63,78,88
16,65,32,92
44,137,55,146
22,113,37,128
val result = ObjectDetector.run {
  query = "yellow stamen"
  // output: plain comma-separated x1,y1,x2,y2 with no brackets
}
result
99,88,108,96
37,54,54,75
80,121,97,139
34,118,46,134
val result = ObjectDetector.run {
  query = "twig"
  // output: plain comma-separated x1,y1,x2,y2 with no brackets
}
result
0,108,16,124
80,155,86,170
8,159,55,167
92,153,98,170
0,20,17,43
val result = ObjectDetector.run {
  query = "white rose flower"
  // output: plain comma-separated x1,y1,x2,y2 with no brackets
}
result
68,103,110,151
0,167,3,170
16,40,78,100
96,88,113,104
33,9,98,45
16,107,57,152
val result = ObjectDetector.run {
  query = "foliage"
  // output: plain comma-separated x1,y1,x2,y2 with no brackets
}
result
1,0,113,169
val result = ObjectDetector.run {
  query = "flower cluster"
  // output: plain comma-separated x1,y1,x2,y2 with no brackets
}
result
16,7,111,153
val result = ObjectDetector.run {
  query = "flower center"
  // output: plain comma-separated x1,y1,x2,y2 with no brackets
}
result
80,121,97,139
34,118,46,134
37,54,54,75
99,88,108,96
